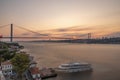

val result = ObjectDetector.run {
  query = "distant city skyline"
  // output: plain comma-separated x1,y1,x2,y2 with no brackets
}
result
0,0,120,38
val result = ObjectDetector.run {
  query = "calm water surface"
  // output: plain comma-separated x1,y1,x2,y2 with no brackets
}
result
20,42,120,80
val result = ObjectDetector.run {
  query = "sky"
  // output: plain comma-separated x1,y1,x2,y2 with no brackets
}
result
0,0,120,39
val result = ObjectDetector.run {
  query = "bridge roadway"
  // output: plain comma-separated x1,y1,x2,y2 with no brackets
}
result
1,37,73,40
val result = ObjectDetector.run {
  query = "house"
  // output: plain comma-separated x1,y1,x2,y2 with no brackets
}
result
1,60,13,75
28,61,41,80
29,67,41,80
29,61,37,68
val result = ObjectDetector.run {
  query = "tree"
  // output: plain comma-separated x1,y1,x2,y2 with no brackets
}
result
0,49,8,67
11,53,30,80
0,42,8,67
2,50,16,61
0,44,15,62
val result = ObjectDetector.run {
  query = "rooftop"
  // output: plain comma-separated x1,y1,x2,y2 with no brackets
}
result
1,60,12,65
29,67,40,75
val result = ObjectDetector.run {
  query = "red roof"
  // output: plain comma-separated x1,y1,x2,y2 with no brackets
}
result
0,35,2,38
1,60,12,65
29,67,40,75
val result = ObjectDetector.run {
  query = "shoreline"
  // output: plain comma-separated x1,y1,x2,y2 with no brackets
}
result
18,40,120,44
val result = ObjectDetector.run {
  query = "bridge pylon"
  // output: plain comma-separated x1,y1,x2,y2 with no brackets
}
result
10,24,13,42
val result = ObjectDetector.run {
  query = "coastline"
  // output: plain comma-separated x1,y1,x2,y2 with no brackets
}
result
18,38,120,44
17,42,120,80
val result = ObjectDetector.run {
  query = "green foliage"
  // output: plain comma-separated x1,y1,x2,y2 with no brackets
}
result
0,49,8,64
0,49,7,55
11,53,30,78
0,49,16,62
0,42,17,62
0,42,9,50
0,42,9,62
3,51,16,61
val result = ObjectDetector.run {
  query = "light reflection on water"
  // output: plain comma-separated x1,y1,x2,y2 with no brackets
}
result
20,42,120,80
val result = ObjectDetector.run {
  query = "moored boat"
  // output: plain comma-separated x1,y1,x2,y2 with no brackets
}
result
56,62,92,73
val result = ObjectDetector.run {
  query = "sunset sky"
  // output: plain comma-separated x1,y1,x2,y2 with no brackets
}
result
0,0,120,38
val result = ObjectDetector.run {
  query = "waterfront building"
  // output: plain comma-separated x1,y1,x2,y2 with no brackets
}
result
1,60,13,75
29,67,41,80
29,61,37,68
28,60,41,80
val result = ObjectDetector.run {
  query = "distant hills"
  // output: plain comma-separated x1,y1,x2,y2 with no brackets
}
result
105,32,120,37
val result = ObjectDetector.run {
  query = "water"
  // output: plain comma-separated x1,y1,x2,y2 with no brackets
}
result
20,42,120,80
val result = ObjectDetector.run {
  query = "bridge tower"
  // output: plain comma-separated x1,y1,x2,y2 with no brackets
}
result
10,24,13,42
88,33,91,39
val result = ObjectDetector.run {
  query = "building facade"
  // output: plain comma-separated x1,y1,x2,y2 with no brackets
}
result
28,61,41,80
1,60,13,75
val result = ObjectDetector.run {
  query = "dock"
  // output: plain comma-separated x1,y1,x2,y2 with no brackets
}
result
40,68,57,79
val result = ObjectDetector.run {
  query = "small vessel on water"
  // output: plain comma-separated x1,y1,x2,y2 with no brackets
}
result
56,62,92,73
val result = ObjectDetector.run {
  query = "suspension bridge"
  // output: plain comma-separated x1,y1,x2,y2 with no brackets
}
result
0,24,91,42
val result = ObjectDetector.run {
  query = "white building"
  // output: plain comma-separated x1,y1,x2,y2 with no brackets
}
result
1,60,13,75
29,61,37,68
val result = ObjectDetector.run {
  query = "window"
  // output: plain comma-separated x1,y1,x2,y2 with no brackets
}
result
32,74,36,78
38,74,40,77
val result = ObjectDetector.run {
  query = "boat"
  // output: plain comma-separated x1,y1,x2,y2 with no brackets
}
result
56,62,93,73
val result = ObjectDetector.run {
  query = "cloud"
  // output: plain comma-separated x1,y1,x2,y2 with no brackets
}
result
21,33,31,36
21,25,120,39
21,32,50,37
33,33,50,36
50,26,94,33
55,29,68,32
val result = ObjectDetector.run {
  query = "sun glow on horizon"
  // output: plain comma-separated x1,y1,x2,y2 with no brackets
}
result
0,0,120,38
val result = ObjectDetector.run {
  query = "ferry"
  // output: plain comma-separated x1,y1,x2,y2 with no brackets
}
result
56,62,92,73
